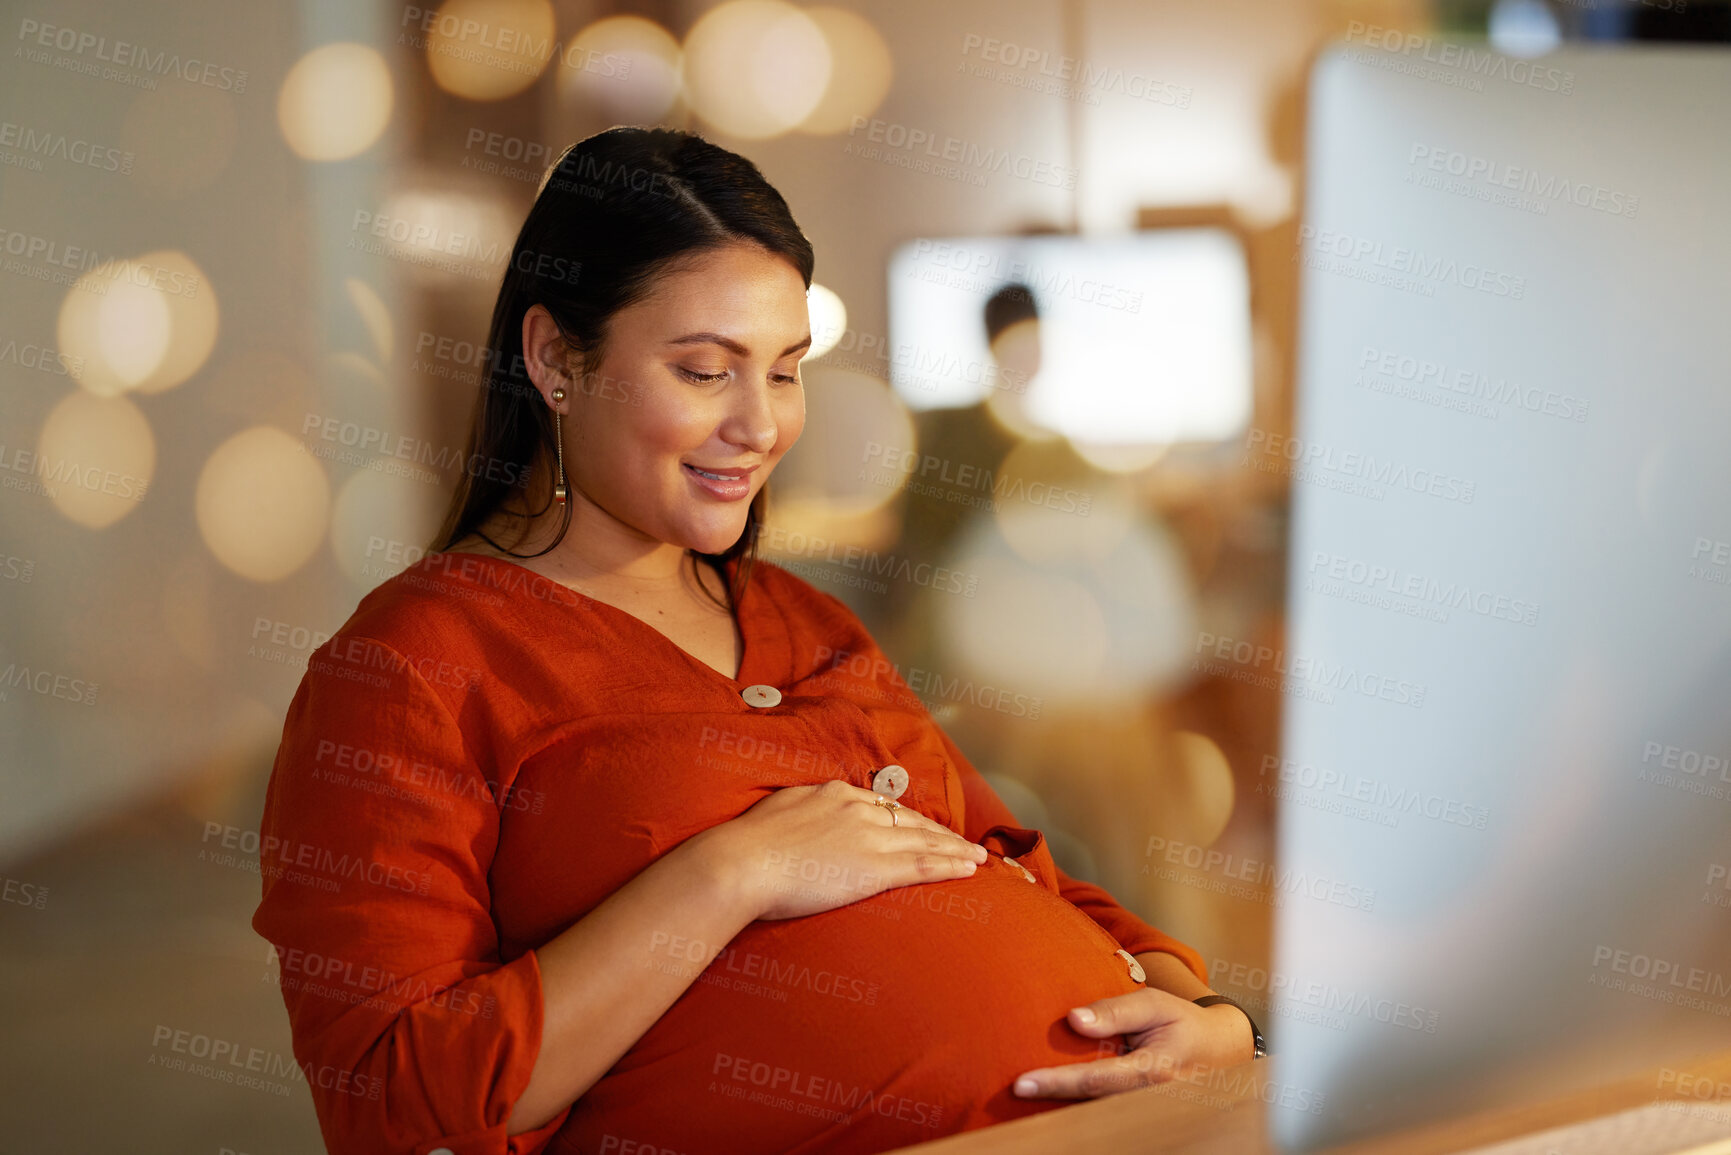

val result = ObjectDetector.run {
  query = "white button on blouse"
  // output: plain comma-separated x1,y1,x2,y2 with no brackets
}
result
740,684,782,708
871,764,909,800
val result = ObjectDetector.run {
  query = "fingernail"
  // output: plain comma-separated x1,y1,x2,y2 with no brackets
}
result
1072,1006,1096,1024
1014,1077,1038,1096
974,845,989,861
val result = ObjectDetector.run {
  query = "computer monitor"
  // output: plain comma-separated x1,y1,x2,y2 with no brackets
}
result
1264,40,1731,1150
883,229,1253,446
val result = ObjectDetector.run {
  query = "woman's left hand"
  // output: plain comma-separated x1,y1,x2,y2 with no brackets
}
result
1011,987,1256,1099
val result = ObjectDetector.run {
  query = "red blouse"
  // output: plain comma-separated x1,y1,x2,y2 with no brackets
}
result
252,552,1207,1155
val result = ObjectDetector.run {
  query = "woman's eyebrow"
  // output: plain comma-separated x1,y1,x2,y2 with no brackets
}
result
665,332,813,358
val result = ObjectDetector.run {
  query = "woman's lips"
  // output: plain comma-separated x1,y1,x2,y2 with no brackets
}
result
683,462,754,501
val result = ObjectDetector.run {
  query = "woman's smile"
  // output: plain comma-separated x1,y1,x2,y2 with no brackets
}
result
682,461,758,501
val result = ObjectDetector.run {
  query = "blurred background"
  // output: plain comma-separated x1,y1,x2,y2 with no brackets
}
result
0,0,1725,1149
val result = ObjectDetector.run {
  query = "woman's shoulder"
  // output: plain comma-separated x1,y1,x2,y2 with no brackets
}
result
328,551,583,665
380,549,582,609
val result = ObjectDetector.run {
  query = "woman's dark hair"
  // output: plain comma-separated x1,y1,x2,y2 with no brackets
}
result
429,127,815,610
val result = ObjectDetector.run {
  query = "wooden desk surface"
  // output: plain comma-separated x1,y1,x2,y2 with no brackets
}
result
885,1049,1731,1155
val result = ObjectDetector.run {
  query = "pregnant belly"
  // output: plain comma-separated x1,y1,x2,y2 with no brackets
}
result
552,827,1146,1155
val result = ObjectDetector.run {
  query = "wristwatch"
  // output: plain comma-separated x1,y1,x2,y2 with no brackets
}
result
1193,994,1267,1060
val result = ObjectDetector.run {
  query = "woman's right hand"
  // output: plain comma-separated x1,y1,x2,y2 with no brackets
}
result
694,779,990,921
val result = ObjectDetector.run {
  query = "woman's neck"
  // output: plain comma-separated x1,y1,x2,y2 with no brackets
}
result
453,501,727,611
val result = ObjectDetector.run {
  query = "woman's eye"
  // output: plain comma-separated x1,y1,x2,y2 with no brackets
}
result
679,367,728,384
773,373,800,385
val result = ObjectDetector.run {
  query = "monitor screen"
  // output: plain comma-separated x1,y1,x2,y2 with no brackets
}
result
1267,41,1731,1150
885,229,1252,447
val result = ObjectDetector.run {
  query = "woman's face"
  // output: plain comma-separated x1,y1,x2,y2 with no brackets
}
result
547,242,810,558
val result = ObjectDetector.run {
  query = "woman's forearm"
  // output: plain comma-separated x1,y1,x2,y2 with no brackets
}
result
1136,950,1214,999
507,827,758,1134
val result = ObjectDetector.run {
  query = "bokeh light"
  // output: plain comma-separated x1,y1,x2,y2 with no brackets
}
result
992,441,1133,565
943,468,1200,703
277,43,393,161
558,15,681,123
195,426,331,582
329,351,387,390
983,384,1061,443
1166,730,1236,848
95,276,171,388
760,366,914,554
771,366,914,519
1072,439,1171,474
328,468,444,587
683,1,832,140
798,7,893,135
59,263,163,397
806,283,847,360
938,557,1111,701
37,390,156,530
132,250,219,394
978,319,1056,443
990,318,1041,391
1086,517,1200,694
425,0,556,102
375,186,518,290
59,252,219,397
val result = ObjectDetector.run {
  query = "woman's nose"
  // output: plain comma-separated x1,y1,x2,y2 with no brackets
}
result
722,378,781,454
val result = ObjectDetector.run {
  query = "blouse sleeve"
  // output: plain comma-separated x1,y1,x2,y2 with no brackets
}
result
934,724,1210,985
251,636,571,1155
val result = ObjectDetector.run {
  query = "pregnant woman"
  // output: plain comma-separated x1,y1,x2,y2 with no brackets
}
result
252,127,1260,1155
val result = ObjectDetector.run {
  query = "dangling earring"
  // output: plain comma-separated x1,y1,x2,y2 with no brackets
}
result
550,387,568,506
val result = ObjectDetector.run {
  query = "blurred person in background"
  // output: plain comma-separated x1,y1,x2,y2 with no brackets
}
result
872,282,1033,675
251,127,1259,1155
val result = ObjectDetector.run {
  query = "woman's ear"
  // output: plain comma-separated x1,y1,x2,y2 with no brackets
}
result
521,305,576,412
